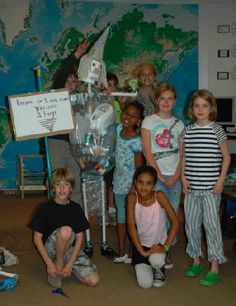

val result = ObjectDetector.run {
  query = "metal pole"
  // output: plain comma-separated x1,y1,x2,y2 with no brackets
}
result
34,66,52,197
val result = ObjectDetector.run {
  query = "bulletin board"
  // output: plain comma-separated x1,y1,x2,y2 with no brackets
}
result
8,89,75,141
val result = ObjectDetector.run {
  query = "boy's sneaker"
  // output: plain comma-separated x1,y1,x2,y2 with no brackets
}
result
101,242,117,257
153,266,166,287
47,274,62,288
164,252,174,269
83,241,94,257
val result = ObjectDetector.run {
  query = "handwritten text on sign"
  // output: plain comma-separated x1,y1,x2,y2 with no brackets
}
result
9,89,75,141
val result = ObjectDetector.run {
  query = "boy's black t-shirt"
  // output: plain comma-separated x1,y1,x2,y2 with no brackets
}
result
29,199,89,244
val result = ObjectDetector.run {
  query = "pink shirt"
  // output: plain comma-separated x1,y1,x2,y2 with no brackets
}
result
135,195,167,248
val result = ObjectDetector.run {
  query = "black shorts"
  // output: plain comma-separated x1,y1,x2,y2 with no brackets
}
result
132,246,151,266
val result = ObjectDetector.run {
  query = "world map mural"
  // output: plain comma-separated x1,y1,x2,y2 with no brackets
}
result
0,0,198,189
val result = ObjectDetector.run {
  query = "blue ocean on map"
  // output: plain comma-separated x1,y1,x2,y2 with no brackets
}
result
0,1,198,189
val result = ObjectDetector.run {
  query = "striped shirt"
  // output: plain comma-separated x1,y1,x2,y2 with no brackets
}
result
180,122,227,190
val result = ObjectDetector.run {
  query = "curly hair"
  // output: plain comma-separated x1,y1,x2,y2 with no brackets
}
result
132,63,157,78
133,165,158,184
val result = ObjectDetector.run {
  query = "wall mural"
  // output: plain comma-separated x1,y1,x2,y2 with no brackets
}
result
0,0,198,189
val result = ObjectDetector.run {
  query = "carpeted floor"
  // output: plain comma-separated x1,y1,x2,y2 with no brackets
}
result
0,193,236,306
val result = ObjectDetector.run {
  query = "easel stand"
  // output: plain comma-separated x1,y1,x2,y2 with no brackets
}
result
81,172,116,257
18,154,49,199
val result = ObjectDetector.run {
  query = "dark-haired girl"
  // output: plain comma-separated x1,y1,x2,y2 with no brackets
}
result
127,165,179,288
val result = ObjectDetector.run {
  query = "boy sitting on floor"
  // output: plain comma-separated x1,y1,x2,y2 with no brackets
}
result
29,168,99,288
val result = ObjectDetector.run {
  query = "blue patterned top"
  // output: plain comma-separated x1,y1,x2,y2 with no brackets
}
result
113,124,142,194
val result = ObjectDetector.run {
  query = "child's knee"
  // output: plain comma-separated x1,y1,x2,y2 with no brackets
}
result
148,253,165,269
82,273,100,287
135,264,153,289
57,226,73,242
137,277,153,289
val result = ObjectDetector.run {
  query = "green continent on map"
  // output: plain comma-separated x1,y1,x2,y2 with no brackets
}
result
41,7,197,88
104,8,197,80
41,27,85,89
0,108,11,150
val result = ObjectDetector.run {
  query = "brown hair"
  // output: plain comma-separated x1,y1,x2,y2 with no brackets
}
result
188,89,217,121
132,63,157,78
154,83,177,99
51,168,75,189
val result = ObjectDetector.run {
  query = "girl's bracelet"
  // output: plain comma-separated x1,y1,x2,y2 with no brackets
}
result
162,243,170,253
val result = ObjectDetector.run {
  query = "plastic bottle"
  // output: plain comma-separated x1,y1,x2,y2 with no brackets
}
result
95,158,110,174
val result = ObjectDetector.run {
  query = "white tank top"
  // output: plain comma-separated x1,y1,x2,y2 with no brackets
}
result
135,194,167,248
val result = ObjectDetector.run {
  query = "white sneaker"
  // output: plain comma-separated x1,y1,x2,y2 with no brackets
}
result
113,254,128,263
124,257,132,264
153,267,166,287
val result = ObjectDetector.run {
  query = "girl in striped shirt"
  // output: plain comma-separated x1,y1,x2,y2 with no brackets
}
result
180,89,231,287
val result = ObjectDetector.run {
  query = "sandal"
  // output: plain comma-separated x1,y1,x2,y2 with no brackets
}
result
199,272,221,287
184,264,204,278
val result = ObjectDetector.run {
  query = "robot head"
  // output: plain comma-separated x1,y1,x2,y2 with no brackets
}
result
90,103,114,132
86,59,102,84
77,27,110,88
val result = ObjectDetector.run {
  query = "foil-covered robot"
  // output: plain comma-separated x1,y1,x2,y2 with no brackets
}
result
70,27,117,257
77,27,109,93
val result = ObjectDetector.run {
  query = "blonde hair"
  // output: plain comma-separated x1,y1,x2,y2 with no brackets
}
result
51,168,75,189
188,89,217,121
132,63,157,78
155,83,177,99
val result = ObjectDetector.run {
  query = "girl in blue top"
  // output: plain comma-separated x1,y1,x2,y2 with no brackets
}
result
113,102,144,263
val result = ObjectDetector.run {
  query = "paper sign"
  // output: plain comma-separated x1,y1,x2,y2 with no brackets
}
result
9,89,75,141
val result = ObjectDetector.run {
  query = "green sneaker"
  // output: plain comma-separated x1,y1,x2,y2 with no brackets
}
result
199,272,221,287
184,264,204,278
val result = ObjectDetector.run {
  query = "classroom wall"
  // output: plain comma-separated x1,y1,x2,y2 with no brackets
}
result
0,1,199,190
0,0,235,190
199,2,236,95
199,1,236,153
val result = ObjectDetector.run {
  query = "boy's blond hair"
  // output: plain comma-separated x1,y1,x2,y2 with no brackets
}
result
188,89,217,121
51,168,75,189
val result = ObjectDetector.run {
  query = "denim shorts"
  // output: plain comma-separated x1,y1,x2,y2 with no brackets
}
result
114,193,127,224
45,229,97,279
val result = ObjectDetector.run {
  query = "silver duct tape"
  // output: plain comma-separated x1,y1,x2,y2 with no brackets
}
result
81,174,106,215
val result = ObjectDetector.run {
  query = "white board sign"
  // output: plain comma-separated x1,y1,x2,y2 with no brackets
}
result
9,89,75,141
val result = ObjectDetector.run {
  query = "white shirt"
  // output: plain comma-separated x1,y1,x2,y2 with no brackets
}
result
142,114,184,175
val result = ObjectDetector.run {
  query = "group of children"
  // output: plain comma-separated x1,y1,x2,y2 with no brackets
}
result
29,43,231,290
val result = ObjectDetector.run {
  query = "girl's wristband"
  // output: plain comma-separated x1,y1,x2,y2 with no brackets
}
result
162,243,170,252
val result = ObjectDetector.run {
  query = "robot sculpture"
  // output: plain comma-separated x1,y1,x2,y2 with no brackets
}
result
70,27,117,257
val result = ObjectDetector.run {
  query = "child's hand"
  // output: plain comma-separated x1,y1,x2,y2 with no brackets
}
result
150,244,165,254
165,175,178,188
182,176,191,194
61,262,73,278
74,39,89,59
47,261,57,278
158,173,166,184
140,248,151,257
213,179,224,194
